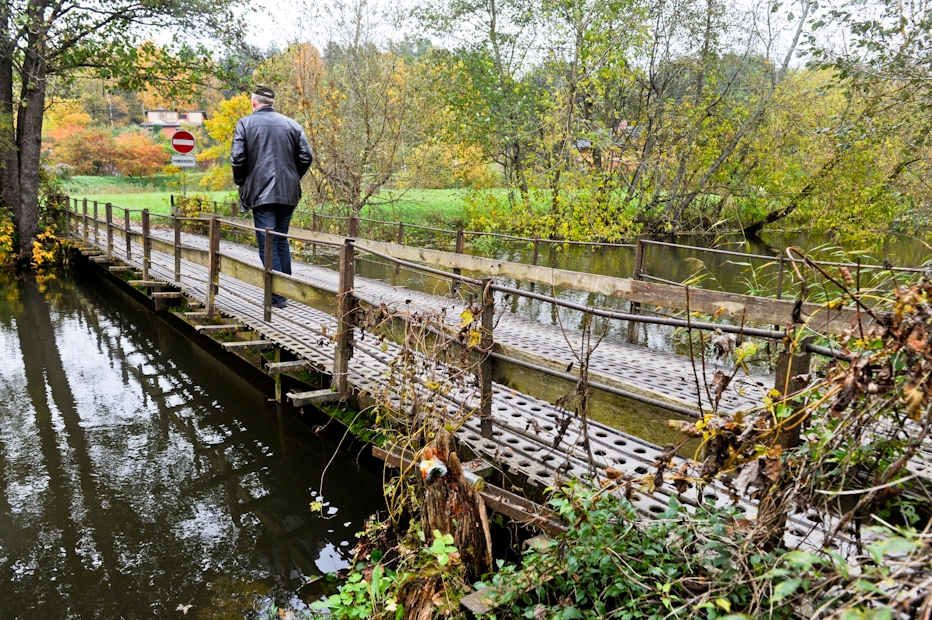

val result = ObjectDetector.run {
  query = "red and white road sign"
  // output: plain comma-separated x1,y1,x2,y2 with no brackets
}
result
170,130,196,154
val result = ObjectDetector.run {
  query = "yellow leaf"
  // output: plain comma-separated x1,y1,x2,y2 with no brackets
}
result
460,309,474,327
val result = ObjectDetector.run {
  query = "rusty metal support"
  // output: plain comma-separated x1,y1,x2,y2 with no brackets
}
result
206,216,221,319
626,238,645,344
263,229,273,322
332,238,356,394
82,198,88,244
173,216,181,283
141,209,151,280
105,203,113,258
480,278,494,438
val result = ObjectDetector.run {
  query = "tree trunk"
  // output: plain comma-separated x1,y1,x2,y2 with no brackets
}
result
422,431,493,582
0,8,20,226
13,4,48,261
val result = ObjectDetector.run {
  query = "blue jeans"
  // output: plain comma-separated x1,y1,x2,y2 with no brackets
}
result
252,205,295,303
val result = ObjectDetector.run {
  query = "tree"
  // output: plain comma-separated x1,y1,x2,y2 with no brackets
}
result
197,94,251,189
114,130,166,177
257,1,412,218
743,0,932,235
0,0,248,260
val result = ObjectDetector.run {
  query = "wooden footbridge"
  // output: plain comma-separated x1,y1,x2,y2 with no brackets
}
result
64,198,929,566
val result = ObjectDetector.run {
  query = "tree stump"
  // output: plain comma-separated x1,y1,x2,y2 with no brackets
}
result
398,575,442,620
422,430,494,581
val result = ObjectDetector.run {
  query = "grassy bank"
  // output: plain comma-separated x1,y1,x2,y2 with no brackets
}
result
64,176,471,226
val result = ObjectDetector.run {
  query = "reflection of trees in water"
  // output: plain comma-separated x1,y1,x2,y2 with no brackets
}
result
0,272,381,617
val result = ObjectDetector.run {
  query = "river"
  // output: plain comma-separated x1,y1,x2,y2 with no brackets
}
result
0,268,383,618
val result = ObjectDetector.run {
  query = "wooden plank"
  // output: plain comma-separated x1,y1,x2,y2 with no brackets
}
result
194,324,246,334
266,360,312,375
108,266,138,273
89,255,110,262
288,388,342,407
127,280,165,286
151,292,183,299
220,340,274,351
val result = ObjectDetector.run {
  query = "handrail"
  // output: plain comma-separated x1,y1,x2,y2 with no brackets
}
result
71,199,867,356
641,239,928,274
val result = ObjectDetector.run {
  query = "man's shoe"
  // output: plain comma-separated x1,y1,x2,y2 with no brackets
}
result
271,298,288,309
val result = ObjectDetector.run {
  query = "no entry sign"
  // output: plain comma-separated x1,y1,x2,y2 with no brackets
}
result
171,130,196,154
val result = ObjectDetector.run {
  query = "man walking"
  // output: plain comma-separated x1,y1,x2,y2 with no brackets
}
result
231,85,313,309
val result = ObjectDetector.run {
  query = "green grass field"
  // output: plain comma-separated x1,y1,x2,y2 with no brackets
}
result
64,176,471,226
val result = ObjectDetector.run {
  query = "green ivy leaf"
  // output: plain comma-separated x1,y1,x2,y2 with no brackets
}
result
770,578,802,602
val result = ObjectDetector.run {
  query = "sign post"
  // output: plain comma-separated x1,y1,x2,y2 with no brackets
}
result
170,130,197,196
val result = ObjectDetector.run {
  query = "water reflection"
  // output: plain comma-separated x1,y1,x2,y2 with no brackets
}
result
0,271,383,618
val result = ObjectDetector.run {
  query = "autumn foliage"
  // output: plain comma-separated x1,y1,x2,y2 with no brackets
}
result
45,127,167,177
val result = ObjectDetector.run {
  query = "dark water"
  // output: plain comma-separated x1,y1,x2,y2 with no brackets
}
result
0,270,383,619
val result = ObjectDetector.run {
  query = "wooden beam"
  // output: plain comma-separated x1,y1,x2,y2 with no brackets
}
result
220,340,274,351
184,311,213,319
288,388,342,407
127,280,165,287
151,292,183,299
108,265,138,273
266,360,312,375
194,324,246,334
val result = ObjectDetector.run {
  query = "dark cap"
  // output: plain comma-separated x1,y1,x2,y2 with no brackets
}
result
252,85,275,99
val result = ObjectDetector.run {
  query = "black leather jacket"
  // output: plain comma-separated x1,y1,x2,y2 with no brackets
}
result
230,106,313,210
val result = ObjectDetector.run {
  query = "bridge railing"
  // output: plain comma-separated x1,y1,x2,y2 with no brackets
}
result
180,196,927,297
69,197,872,428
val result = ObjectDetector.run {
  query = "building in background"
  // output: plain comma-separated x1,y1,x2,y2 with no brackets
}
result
141,109,207,138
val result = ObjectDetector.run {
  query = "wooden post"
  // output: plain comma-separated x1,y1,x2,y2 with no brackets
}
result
173,216,182,283
263,229,273,322
776,257,785,300
626,238,645,343
105,203,113,259
124,210,132,260
206,216,221,319
170,194,175,214
773,336,814,450
452,229,465,296
141,209,151,281
349,215,359,238
394,223,405,277
332,238,356,394
82,198,88,244
532,238,540,266
93,201,98,243
312,212,319,232
479,279,494,438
